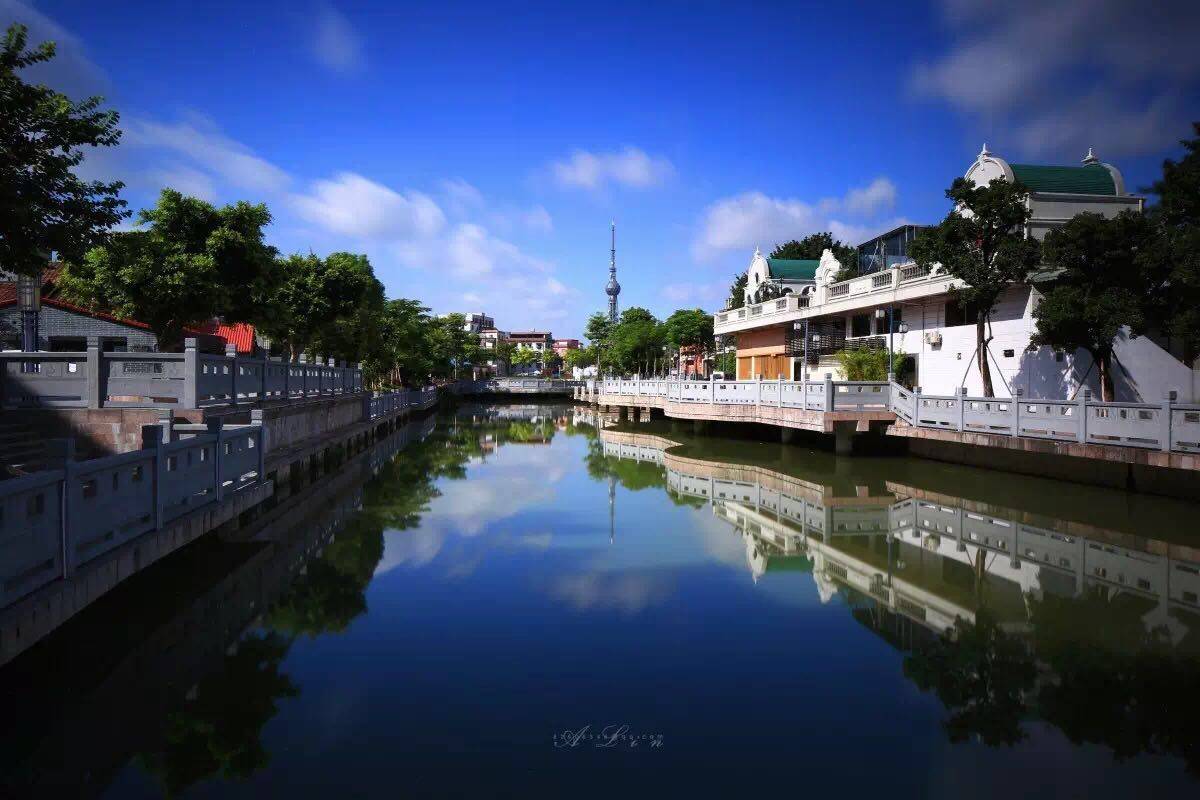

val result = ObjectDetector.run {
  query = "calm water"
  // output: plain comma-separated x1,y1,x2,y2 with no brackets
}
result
4,401,1200,797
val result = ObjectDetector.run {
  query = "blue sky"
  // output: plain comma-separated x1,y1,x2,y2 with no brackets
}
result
6,0,1199,338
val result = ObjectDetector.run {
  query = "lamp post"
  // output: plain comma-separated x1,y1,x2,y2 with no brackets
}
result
18,273,40,353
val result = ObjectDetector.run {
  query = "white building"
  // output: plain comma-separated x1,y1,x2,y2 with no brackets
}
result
713,146,1198,401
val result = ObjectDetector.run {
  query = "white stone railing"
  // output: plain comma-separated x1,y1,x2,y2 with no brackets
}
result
599,376,890,412
595,377,1200,455
891,382,1200,453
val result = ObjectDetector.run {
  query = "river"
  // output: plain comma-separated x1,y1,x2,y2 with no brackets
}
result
3,401,1199,797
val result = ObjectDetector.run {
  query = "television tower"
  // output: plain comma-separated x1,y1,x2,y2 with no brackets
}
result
605,221,621,323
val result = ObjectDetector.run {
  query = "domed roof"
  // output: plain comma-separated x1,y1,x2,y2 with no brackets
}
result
605,276,621,296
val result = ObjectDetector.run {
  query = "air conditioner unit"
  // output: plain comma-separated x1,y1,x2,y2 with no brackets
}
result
924,331,943,347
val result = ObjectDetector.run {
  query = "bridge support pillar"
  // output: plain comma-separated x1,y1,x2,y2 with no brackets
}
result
780,427,795,444
618,406,629,421
834,423,854,456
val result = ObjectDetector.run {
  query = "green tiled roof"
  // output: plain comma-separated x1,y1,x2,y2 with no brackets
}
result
765,554,813,573
766,258,819,281
1010,163,1116,196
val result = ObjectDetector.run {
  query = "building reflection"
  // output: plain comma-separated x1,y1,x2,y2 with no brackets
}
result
598,425,1200,770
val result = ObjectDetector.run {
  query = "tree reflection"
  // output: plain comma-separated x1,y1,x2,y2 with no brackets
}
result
904,588,1200,772
137,632,298,798
1030,589,1200,775
903,610,1036,746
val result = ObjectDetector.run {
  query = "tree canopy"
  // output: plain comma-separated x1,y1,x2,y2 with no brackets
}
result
58,189,277,350
909,178,1042,396
1,24,127,276
1034,211,1157,400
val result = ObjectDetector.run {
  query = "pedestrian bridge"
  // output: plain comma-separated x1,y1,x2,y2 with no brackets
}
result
453,378,582,396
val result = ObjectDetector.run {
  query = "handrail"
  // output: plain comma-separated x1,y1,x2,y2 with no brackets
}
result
593,377,1200,455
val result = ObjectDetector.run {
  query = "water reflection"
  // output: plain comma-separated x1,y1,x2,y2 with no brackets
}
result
3,403,1200,796
594,416,1200,774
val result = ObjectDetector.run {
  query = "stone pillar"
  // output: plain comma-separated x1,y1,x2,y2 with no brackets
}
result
834,423,853,456
85,336,101,408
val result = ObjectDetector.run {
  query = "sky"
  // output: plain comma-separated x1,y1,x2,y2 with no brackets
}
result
6,0,1199,338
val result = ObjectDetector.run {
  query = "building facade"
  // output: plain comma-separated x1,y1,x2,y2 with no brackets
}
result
713,146,1198,401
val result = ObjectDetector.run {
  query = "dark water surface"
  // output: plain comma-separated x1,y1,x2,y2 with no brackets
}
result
4,402,1200,797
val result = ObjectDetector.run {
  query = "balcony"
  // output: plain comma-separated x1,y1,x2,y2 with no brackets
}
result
713,261,951,336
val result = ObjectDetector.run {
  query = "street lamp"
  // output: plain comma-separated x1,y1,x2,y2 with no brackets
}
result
18,273,40,352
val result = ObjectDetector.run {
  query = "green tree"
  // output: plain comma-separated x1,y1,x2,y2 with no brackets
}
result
492,339,516,373
726,272,748,310
254,251,378,361
770,232,858,280
1033,211,1157,400
909,178,1042,397
370,298,433,387
509,346,539,369
426,313,474,379
608,307,665,375
1,24,128,276
1144,123,1200,361
584,311,615,372
564,345,596,371
835,347,906,381
59,190,277,350
663,308,714,351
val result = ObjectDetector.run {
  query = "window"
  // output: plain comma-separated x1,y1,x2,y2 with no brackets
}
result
101,338,128,352
1003,349,1015,358
850,314,872,337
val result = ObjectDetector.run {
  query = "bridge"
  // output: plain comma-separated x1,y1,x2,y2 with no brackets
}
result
452,378,582,396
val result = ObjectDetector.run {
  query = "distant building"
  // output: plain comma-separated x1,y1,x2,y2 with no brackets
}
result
461,312,495,333
508,331,553,352
553,338,581,358
0,268,251,354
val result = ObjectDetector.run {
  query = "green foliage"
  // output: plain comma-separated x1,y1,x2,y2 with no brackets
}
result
770,231,857,268
834,347,906,381
58,189,277,350
1144,122,1200,360
1034,211,1157,400
0,24,128,276
727,272,747,310
564,345,595,370
510,347,539,367
663,308,714,352
910,177,1042,396
608,306,666,375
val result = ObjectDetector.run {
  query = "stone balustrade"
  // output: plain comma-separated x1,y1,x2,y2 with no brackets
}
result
0,337,364,410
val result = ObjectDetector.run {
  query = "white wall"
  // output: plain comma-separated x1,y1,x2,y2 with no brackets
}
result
880,286,1197,401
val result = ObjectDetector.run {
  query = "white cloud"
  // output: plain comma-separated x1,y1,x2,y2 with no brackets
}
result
125,114,292,194
0,0,109,98
312,3,365,73
551,146,674,190
520,205,554,233
692,177,902,261
843,177,896,216
661,282,725,307
911,0,1200,158
291,172,446,238
440,178,485,214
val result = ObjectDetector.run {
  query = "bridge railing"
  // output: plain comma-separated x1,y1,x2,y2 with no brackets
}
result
600,375,880,412
0,419,263,607
898,382,1200,454
1,337,364,410
366,387,438,419
595,376,1200,455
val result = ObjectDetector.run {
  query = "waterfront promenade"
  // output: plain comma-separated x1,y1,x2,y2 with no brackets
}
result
583,376,1200,494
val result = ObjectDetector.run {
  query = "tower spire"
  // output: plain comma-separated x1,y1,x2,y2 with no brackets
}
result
605,220,621,323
